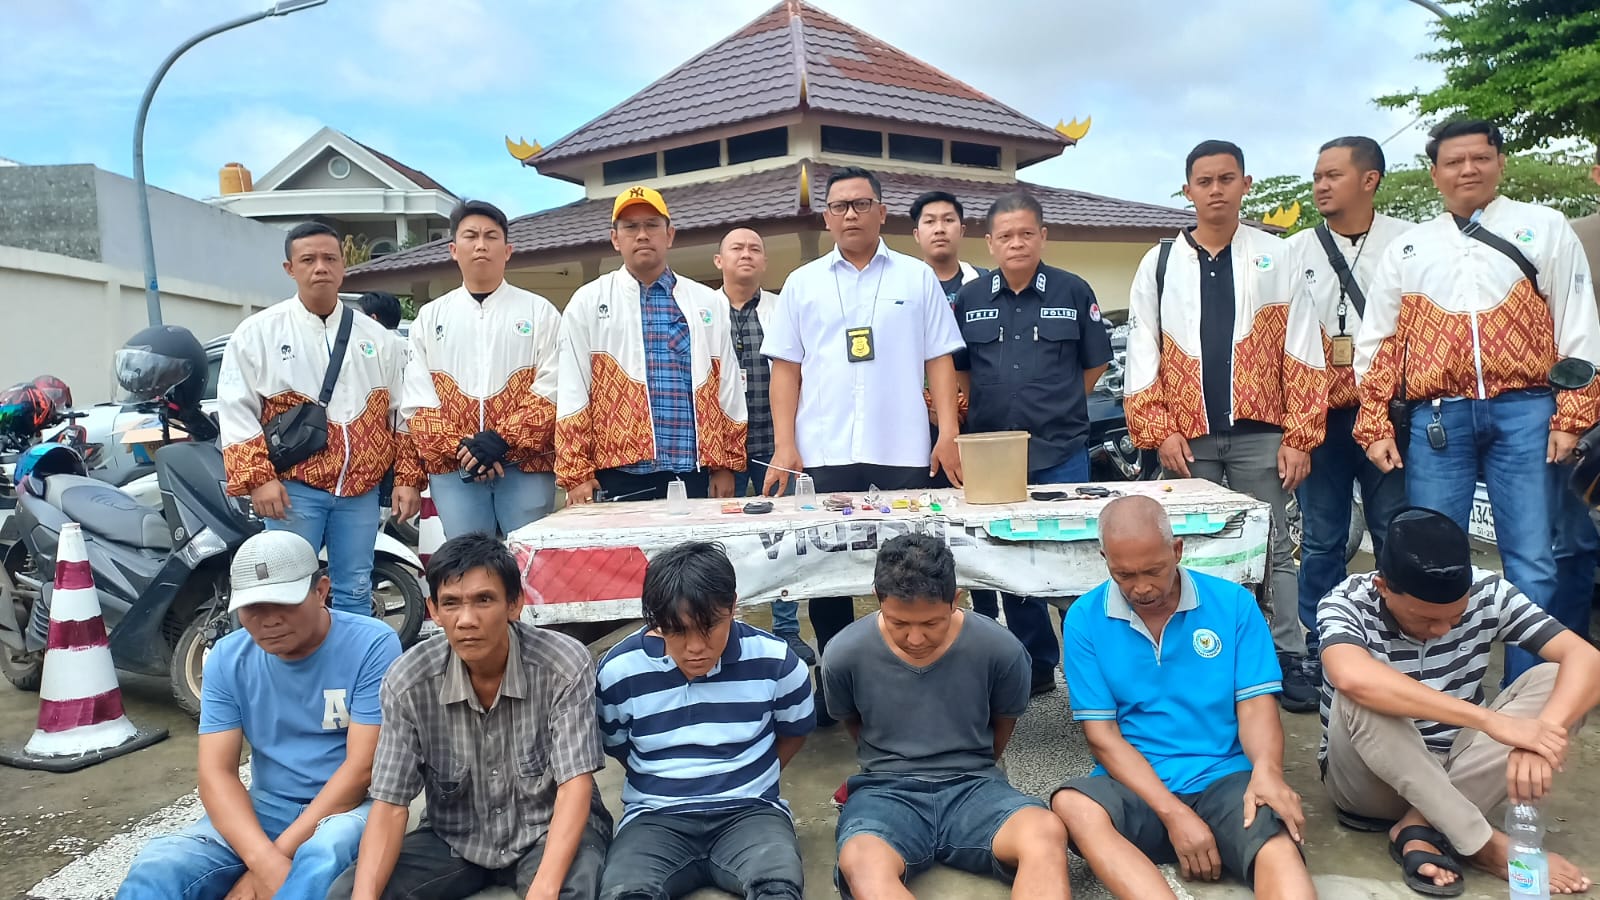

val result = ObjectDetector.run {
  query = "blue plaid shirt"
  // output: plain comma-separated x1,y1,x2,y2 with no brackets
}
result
622,270,698,474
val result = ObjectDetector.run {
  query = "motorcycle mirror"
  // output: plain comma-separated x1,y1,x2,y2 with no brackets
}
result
1549,358,1597,391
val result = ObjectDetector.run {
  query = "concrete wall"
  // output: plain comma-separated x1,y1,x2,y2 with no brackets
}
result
0,246,266,404
91,169,288,298
0,164,103,263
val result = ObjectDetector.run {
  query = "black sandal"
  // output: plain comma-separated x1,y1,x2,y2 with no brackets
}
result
1336,807,1397,833
1388,825,1465,897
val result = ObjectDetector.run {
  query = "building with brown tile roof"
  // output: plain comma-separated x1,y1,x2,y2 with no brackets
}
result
345,1,1192,313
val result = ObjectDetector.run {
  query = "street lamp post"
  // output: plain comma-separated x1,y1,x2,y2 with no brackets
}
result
1381,0,1453,146
132,0,328,326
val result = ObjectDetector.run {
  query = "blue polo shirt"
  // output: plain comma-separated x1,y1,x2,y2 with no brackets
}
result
1062,568,1281,795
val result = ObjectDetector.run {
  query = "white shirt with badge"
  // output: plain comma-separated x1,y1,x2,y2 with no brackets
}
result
763,240,965,469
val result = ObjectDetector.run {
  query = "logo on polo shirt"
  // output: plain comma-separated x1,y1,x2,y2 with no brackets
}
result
358,340,376,357
966,308,999,322
279,343,294,360
1514,228,1535,244
1089,302,1102,323
434,324,445,340
1402,244,1416,259
698,308,713,325
1304,268,1317,284
597,302,611,319
514,319,532,336
1192,628,1222,659
1252,254,1274,271
1040,308,1077,320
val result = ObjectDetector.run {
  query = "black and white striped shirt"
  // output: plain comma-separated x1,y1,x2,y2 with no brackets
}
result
1316,568,1565,762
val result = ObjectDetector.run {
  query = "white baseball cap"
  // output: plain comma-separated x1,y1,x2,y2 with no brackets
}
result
229,530,319,612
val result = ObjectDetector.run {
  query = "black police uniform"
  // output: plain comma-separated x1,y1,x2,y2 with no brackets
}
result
953,262,1114,690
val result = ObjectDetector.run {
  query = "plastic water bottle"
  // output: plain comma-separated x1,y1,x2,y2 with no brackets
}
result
1506,803,1550,899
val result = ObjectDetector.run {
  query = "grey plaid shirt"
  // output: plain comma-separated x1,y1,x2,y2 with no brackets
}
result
368,621,607,869
729,293,775,467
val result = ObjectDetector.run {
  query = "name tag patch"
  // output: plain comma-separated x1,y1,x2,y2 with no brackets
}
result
1040,308,1077,320
965,308,999,322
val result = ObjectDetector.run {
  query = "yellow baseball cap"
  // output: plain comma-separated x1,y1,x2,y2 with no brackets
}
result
612,185,670,222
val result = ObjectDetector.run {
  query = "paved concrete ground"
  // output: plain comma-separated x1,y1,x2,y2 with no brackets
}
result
7,550,1600,899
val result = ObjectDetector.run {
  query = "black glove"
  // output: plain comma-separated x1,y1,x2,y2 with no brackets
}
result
459,430,511,479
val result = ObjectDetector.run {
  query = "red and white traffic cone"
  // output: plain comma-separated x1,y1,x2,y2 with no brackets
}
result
0,522,167,772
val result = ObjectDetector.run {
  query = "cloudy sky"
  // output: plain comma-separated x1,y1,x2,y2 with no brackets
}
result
3,0,1448,216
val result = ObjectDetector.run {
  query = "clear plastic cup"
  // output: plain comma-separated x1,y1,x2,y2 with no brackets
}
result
666,478,689,515
794,474,816,510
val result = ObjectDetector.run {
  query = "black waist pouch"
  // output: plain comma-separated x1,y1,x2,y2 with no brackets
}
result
263,306,352,474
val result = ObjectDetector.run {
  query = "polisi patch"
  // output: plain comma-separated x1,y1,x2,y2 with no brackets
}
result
1040,308,1077,320
965,308,999,322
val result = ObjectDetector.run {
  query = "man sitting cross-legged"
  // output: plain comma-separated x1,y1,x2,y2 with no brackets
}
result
595,541,816,900
1053,495,1314,900
824,533,1069,900
1319,506,1600,896
330,533,612,900
118,531,402,900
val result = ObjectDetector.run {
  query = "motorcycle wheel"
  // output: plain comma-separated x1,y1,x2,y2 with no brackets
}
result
386,514,421,550
1,552,43,691
168,571,232,720
372,559,425,648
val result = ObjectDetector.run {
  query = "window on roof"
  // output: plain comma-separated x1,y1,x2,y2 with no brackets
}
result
821,126,884,159
951,141,1002,169
728,127,788,164
602,152,658,185
663,140,721,176
888,133,943,165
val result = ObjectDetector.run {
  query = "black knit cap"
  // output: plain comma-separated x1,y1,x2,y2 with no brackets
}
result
1377,507,1472,604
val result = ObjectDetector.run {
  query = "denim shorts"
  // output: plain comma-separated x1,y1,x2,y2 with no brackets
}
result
834,773,1045,895
1055,769,1288,880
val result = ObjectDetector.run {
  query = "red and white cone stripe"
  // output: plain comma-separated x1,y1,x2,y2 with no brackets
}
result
418,493,444,566
25,523,137,757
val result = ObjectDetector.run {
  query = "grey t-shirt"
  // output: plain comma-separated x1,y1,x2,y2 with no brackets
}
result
822,609,1031,779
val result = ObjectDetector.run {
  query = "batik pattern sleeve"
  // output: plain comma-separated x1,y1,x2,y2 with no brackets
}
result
1123,248,1173,449
367,678,426,806
772,647,817,737
499,301,562,469
1061,600,1115,722
385,335,426,490
352,631,403,726
217,332,274,496
400,313,456,472
1487,572,1568,655
1280,252,1330,452
1353,244,1406,448
1232,584,1283,702
1546,222,1600,434
554,301,598,490
695,316,749,472
547,654,605,785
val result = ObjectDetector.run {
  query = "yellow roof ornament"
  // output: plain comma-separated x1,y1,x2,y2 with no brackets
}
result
799,164,811,209
1261,201,1302,229
505,136,541,162
1056,116,1091,141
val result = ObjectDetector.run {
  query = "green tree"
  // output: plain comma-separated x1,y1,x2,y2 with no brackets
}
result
1378,0,1600,148
1239,174,1323,235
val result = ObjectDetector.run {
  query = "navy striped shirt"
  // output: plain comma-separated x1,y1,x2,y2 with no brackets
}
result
596,620,815,826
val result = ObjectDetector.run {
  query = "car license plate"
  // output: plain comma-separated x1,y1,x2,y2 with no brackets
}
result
1469,496,1496,543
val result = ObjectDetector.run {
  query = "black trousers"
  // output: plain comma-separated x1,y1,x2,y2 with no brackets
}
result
595,468,709,503
326,822,610,900
805,464,932,654
598,805,802,900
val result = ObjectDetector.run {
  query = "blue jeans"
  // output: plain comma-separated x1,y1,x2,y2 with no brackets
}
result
1508,463,1600,680
428,468,557,539
970,452,1088,680
117,793,370,900
1297,405,1407,649
1404,392,1557,682
733,467,800,638
267,481,379,617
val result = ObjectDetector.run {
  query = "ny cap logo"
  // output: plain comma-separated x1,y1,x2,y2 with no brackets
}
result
629,187,646,198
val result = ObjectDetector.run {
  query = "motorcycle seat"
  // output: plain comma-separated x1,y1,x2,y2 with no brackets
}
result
42,475,171,551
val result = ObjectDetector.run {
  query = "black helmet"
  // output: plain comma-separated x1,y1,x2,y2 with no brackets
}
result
115,325,208,409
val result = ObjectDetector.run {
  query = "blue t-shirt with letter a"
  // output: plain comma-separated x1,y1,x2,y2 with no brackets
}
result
200,609,402,803
1062,568,1282,795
